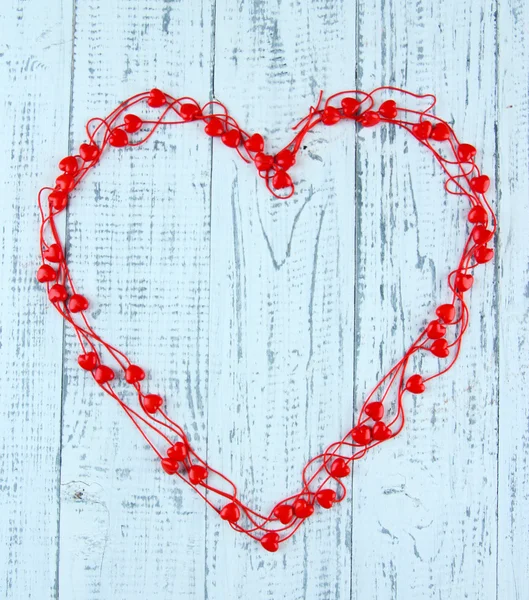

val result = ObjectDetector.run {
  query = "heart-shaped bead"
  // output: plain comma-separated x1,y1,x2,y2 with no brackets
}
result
220,502,241,523
36,264,57,283
221,128,241,148
124,114,143,133
406,374,425,394
49,190,68,211
468,205,488,225
359,110,380,127
321,106,341,126
78,352,98,371
273,504,294,525
412,120,432,140
55,174,75,191
274,149,295,170
472,225,493,245
272,170,292,190
204,117,224,137
457,143,476,162
79,143,100,161
351,424,372,445
315,489,336,509
147,88,166,108
68,293,89,313
330,457,350,478
188,465,208,485
254,152,274,171
430,123,451,141
161,458,178,475
109,128,129,148
430,338,450,358
125,364,145,384
364,401,384,421
455,273,474,292
260,532,280,553
378,99,397,119
293,498,314,519
179,103,202,121
93,365,115,384
167,441,188,461
143,394,164,414
469,175,490,194
48,283,68,303
372,422,392,441
244,133,264,153
42,243,63,263
436,303,456,323
474,245,494,264
341,97,360,118
426,319,447,339
59,156,79,175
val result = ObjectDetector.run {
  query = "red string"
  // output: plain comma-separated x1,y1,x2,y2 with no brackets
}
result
37,86,496,552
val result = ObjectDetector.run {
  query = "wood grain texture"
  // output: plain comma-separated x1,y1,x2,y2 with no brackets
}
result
0,0,528,599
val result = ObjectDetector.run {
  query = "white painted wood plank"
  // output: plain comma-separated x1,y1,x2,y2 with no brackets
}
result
497,1,529,598
352,1,499,599
206,1,357,598
0,2,72,599
57,2,214,599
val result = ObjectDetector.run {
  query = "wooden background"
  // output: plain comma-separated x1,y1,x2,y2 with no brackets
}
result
1,0,528,598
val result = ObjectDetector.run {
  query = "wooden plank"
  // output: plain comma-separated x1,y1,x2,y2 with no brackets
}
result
497,0,529,598
352,0,499,598
0,1,73,599
57,2,214,598
206,1,357,598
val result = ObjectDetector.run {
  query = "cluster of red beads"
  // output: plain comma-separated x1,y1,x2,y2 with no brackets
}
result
37,86,495,552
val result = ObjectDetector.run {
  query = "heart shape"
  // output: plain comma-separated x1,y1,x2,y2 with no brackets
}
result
37,87,496,552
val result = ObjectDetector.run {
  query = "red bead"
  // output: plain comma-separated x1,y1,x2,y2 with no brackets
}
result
474,245,494,264
125,364,145,384
321,106,341,126
167,441,188,461
254,152,274,171
359,110,380,127
244,133,264,153
78,352,97,371
275,149,295,170
109,128,129,148
330,457,350,478
221,129,241,148
272,170,292,190
124,114,143,133
36,264,57,283
406,374,425,394
470,175,490,194
341,97,360,118
412,120,433,140
430,123,451,141
260,532,280,553
430,338,449,358
220,502,240,523
49,190,68,211
273,504,294,525
59,156,79,175
48,283,67,303
94,365,115,384
315,488,336,509
468,205,488,225
42,244,63,263
147,88,166,108
458,143,477,162
188,465,208,485
426,319,447,339
365,401,384,421
378,99,397,119
204,117,224,136
143,394,163,414
351,424,372,445
293,498,314,519
161,458,178,475
79,143,99,161
472,225,493,245
372,422,392,441
179,103,202,121
55,174,75,192
455,272,474,292
436,303,456,324
68,294,88,313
